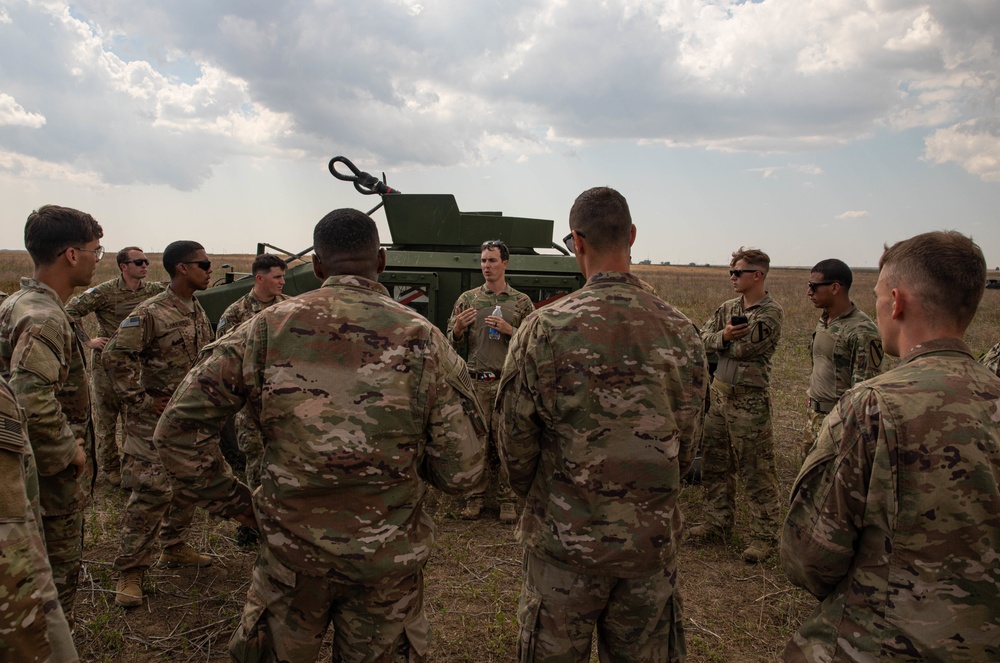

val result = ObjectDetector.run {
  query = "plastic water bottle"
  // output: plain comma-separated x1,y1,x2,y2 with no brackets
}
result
489,305,502,340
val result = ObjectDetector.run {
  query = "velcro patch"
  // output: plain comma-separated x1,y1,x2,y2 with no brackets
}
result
0,414,24,452
120,316,141,329
869,339,884,368
751,321,773,344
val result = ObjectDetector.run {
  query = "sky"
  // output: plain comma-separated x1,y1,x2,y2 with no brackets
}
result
1,0,999,268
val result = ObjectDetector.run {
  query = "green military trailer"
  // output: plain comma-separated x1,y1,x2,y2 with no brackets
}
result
196,157,585,330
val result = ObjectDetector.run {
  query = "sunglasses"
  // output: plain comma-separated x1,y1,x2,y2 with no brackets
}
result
561,230,586,255
807,281,838,292
481,240,507,251
180,260,212,270
729,269,759,277
63,245,105,260
125,259,150,267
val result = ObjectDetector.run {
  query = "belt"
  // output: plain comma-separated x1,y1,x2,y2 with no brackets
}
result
809,398,834,414
470,371,498,382
711,378,762,396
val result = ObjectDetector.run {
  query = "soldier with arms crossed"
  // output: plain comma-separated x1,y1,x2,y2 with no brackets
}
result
801,258,883,462
497,187,708,662
781,230,1000,662
0,205,103,626
154,209,487,661
67,246,165,486
447,239,534,522
102,241,215,607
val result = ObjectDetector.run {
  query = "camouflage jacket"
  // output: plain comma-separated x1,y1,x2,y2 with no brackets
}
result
497,271,709,576
446,283,535,374
154,275,488,582
66,276,166,343
0,279,93,502
807,304,884,404
979,338,1000,377
215,290,289,339
701,293,783,390
102,287,213,461
781,338,1000,662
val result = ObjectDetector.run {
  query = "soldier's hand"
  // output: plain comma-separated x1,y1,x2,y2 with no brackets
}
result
486,315,513,337
88,337,109,351
70,438,87,477
452,307,477,338
723,322,750,342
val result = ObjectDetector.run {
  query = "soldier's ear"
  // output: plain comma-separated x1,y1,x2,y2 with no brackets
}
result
376,247,387,275
312,254,324,280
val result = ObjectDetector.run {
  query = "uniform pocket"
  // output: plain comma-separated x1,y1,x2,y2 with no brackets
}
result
517,587,543,663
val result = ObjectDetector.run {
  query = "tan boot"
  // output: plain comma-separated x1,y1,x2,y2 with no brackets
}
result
115,569,144,608
105,469,122,487
499,502,517,524
742,540,774,564
460,497,484,520
158,543,212,568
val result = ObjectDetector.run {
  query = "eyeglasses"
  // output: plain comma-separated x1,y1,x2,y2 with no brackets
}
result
180,260,212,270
807,281,838,292
729,269,759,277
125,259,150,267
64,245,105,260
562,230,586,255
481,240,507,251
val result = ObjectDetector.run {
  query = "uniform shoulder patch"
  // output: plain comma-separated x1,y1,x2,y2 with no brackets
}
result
751,321,773,344
869,339,884,368
120,316,141,329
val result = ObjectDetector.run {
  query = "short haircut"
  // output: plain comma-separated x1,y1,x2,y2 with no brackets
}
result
24,205,103,267
252,254,287,275
811,258,853,290
313,209,379,262
568,187,632,253
481,240,509,262
163,240,205,277
878,230,986,328
116,246,143,271
731,247,771,274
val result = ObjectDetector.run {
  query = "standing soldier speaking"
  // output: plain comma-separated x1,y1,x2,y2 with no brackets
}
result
447,239,534,522
102,241,215,608
67,247,165,487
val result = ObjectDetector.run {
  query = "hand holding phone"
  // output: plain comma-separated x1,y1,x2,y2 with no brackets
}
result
731,315,748,326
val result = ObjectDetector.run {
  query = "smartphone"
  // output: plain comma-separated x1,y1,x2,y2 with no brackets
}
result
731,315,748,326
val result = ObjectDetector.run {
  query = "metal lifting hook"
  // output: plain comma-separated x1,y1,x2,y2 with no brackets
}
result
329,156,401,196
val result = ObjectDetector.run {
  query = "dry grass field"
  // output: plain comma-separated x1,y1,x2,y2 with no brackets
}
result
1,252,998,662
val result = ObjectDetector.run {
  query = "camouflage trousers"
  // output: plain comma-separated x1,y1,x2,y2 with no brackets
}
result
699,383,781,544
37,463,88,626
234,408,263,491
468,380,515,504
90,353,123,474
230,544,428,662
800,409,826,465
114,454,197,572
517,552,685,663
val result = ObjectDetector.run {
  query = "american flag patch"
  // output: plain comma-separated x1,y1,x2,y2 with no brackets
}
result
0,415,24,451
121,316,141,328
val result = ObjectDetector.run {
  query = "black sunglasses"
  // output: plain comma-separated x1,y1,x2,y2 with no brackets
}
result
729,269,759,277
481,240,507,251
807,281,838,292
180,260,212,270
562,230,586,255
125,259,150,267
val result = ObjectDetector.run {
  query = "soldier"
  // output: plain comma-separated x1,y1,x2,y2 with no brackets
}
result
781,231,1000,661
0,375,79,662
801,258,883,462
447,239,534,522
690,247,783,563
496,187,708,662
0,205,102,626
153,209,487,661
66,246,165,487
980,338,1000,376
102,241,214,608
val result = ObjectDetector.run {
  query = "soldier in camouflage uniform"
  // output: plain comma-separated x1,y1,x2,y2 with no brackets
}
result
691,247,783,564
102,241,214,608
0,374,78,662
497,187,708,663
0,205,103,627
782,230,1000,662
802,259,883,462
979,338,1000,376
153,209,487,662
215,253,288,492
447,239,534,523
66,247,165,487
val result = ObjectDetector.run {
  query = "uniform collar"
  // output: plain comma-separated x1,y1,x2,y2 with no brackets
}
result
820,302,858,326
321,274,390,296
478,281,514,296
20,277,64,306
898,337,973,366
585,271,642,287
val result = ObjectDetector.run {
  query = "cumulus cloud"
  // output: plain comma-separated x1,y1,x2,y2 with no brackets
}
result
0,92,45,127
1,0,999,188
924,118,1000,181
836,210,871,220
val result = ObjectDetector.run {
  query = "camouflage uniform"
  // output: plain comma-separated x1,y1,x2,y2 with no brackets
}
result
781,338,1000,662
447,283,534,510
66,276,166,477
0,278,95,623
153,275,488,661
101,287,213,574
979,338,1000,377
215,290,288,490
497,271,709,662
803,304,883,460
0,376,78,662
699,293,783,548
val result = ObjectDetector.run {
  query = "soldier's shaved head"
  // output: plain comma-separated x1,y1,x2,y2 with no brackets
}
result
313,208,384,281
568,187,632,253
163,240,205,277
